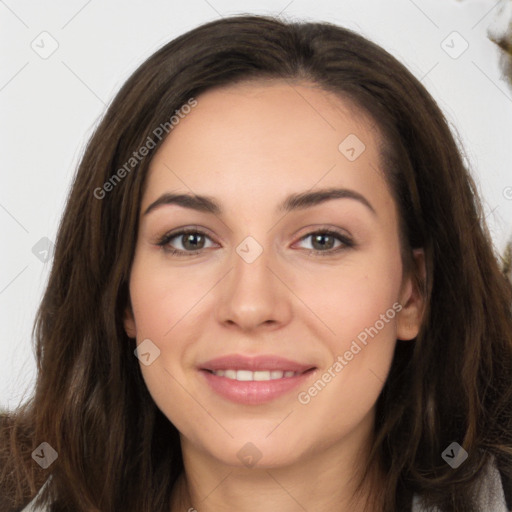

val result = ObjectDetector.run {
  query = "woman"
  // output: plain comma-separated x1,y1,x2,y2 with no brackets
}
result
1,14,511,512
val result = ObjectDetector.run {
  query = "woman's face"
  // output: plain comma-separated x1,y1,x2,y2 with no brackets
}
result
124,80,424,469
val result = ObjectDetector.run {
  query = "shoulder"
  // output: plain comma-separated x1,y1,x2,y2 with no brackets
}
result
412,456,511,512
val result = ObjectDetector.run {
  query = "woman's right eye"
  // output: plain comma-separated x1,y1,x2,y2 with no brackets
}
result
156,229,216,256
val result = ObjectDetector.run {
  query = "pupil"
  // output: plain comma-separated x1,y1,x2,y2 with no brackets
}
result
314,234,332,250
185,233,203,249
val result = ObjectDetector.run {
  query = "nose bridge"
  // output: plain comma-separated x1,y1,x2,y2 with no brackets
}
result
231,233,275,298
215,233,290,330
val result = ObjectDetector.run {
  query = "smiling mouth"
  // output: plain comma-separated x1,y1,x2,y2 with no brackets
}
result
199,362,317,405
203,368,316,381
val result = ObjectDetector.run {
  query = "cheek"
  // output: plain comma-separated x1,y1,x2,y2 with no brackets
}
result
128,261,189,384
299,250,403,344
294,246,403,402
128,256,208,340
128,257,214,411
294,274,401,438
128,262,201,431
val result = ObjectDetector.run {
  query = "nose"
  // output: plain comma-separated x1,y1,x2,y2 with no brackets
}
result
214,237,293,332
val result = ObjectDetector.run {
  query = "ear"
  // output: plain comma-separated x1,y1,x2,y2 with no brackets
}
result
396,248,426,341
123,302,137,339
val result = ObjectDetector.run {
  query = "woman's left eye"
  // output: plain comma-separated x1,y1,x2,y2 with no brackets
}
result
156,228,354,257
295,230,354,255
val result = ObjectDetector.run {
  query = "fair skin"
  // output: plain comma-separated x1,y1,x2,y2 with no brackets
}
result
124,80,425,512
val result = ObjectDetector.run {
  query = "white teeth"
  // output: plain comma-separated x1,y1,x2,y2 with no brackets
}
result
236,370,253,381
254,371,271,381
224,369,237,379
211,369,300,381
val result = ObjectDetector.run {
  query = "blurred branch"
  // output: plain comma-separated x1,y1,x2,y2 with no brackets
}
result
479,0,512,280
487,0,512,88
489,46,512,90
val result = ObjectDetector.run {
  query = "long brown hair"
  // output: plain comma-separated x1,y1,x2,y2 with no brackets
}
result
1,14,511,512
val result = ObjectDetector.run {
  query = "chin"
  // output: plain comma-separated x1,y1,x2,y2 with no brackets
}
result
198,435,306,470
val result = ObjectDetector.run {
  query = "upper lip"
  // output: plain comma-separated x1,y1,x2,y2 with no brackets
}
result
199,354,316,373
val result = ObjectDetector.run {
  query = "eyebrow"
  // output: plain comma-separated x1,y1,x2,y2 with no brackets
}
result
143,187,377,217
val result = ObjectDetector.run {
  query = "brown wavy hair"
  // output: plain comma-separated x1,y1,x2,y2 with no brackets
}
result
1,14,511,512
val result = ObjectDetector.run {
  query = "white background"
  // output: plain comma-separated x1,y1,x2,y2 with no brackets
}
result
1,0,511,410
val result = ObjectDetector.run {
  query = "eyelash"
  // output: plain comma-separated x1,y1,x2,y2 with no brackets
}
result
155,227,355,257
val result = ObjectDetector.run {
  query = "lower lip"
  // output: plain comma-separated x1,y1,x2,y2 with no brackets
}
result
200,369,316,405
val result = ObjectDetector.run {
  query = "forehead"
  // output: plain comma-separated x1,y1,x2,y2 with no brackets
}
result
142,80,389,215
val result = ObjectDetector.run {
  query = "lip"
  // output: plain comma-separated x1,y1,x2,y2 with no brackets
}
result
199,354,317,405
